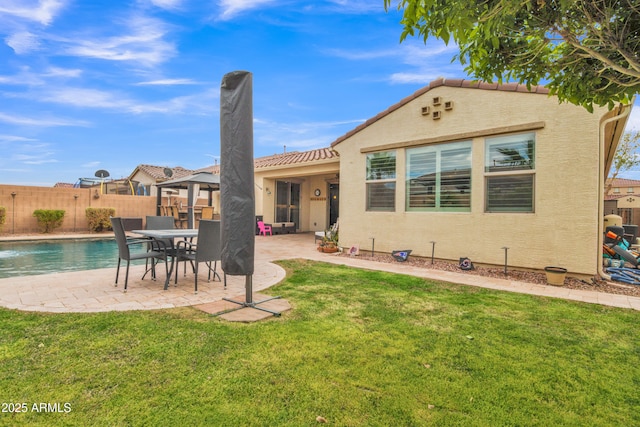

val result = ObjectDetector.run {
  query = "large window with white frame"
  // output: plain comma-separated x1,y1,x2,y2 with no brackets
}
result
406,141,472,211
366,151,396,211
485,132,535,212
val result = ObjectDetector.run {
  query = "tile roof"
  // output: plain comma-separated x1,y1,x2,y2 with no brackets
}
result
254,147,338,169
607,178,640,187
134,164,194,180
605,194,627,201
330,77,550,148
196,147,338,174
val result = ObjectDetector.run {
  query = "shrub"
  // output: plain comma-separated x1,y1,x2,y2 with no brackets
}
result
33,209,65,233
0,206,5,231
86,208,115,232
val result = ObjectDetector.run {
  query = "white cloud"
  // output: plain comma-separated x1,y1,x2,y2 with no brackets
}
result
18,155,58,165
62,15,175,66
218,0,277,20
44,66,82,78
0,0,67,26
324,47,400,61
148,0,183,10
325,0,384,14
0,111,86,126
389,72,440,84
0,134,38,142
254,117,365,150
39,87,131,109
32,86,218,115
5,31,40,54
135,78,197,86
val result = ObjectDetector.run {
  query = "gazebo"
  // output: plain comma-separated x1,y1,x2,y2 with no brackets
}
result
156,172,220,228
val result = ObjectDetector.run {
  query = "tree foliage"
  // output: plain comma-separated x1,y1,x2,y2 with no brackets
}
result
384,0,640,111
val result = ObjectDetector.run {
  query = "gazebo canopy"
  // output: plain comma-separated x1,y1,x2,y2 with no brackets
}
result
156,171,220,190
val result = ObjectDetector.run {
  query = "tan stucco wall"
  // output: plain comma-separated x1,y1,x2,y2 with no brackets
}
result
333,86,610,275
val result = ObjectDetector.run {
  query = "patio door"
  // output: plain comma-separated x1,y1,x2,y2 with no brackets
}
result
329,183,339,226
275,181,300,228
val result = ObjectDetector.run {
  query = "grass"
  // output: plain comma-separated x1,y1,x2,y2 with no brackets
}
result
1,259,639,426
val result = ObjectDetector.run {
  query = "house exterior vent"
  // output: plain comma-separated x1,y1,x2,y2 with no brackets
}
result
421,106,430,115
444,101,454,110
432,96,442,106
432,111,441,120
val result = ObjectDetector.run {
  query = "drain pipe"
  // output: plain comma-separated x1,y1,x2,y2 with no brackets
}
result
598,104,632,280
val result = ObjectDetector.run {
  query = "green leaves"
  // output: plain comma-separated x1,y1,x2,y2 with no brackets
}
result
388,0,640,110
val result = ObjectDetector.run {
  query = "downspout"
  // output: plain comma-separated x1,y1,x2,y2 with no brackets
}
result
598,104,632,280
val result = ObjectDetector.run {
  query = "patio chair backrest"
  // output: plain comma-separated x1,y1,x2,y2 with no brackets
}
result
169,205,180,220
146,215,174,230
201,206,214,220
146,216,175,249
196,220,221,263
110,217,130,259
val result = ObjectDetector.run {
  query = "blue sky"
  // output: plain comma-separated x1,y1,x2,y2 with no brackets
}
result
1,0,638,186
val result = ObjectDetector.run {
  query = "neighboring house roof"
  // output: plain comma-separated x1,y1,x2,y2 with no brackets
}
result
330,77,550,148
54,182,75,188
129,164,193,182
605,194,628,201
606,178,640,188
196,147,338,174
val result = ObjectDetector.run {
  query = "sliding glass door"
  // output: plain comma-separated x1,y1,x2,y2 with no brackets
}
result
275,181,300,228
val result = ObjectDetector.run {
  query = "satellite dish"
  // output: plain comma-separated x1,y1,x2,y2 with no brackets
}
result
95,169,110,179
164,168,173,177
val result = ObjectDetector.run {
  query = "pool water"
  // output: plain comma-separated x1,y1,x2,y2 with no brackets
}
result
0,239,148,278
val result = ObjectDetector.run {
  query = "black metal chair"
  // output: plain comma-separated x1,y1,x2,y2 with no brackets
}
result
111,217,168,292
145,215,179,280
174,220,222,293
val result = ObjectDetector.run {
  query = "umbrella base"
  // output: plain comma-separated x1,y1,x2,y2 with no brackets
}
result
221,274,282,317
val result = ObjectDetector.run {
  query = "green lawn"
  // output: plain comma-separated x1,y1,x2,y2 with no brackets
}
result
1,260,639,426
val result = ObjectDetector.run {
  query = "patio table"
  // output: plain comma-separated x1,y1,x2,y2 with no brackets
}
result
132,229,198,289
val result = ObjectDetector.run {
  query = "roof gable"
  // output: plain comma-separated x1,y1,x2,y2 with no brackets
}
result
330,77,550,148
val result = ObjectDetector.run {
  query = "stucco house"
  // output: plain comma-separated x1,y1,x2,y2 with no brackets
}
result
605,178,640,226
201,148,340,233
329,78,631,276
128,164,195,197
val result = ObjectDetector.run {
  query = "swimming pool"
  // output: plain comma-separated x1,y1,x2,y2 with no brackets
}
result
0,238,148,278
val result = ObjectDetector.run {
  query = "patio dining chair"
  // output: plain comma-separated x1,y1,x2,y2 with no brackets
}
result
257,220,272,236
174,219,222,293
169,205,186,229
111,217,169,292
200,206,214,220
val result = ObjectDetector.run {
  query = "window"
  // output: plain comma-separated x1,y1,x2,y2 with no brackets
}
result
628,187,634,194
366,151,396,211
406,141,472,211
485,133,535,212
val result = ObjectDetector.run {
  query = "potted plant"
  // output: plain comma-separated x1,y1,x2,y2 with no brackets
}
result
318,230,340,253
